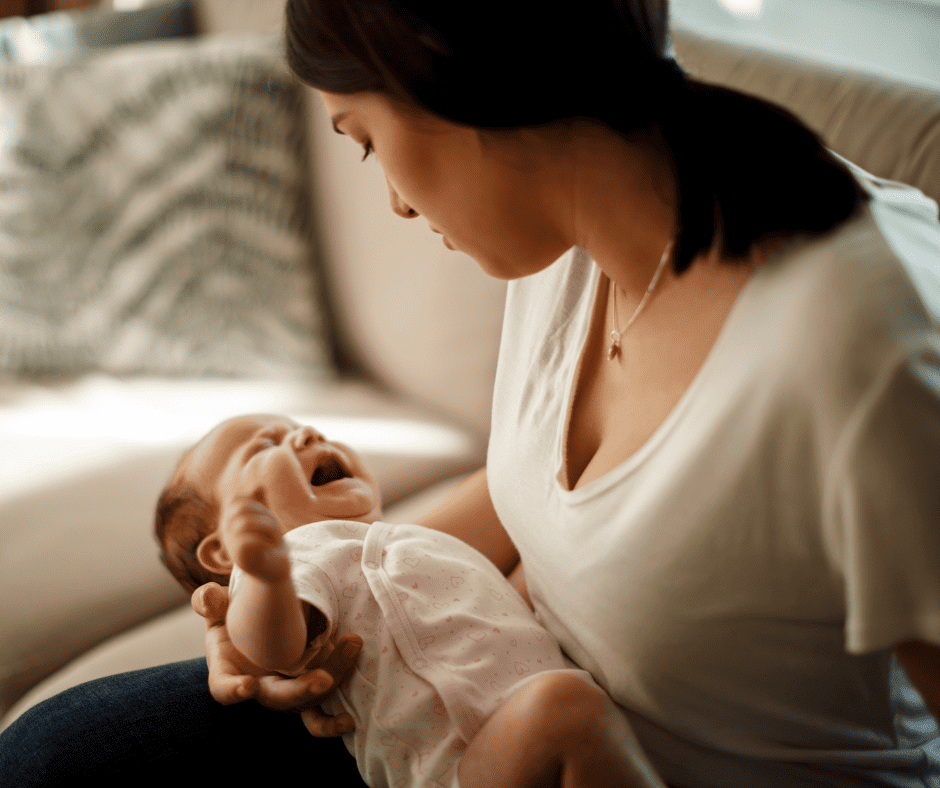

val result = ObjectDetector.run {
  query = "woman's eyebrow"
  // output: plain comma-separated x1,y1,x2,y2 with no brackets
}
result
331,111,351,134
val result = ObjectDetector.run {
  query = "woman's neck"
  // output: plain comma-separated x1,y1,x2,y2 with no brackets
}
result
563,122,684,300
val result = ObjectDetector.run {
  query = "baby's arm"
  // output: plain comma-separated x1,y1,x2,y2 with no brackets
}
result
223,498,327,674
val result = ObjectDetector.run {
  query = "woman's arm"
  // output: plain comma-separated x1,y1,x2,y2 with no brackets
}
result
895,640,940,720
458,673,667,788
415,466,520,576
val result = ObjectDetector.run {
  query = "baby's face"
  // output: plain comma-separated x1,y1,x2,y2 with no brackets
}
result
184,414,383,532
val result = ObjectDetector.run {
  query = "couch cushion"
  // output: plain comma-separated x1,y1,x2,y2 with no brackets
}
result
0,34,334,381
0,375,482,719
193,0,284,36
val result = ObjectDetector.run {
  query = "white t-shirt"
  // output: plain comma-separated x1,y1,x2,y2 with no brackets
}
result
487,156,940,788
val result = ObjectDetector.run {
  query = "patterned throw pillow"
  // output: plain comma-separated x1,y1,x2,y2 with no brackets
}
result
0,35,335,381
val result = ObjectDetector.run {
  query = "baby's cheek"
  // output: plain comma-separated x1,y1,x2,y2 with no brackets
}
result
282,491,316,528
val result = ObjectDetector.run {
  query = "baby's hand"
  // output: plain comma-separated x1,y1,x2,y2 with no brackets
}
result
221,497,290,582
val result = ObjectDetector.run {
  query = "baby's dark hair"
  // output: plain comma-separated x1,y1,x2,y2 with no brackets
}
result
155,471,230,595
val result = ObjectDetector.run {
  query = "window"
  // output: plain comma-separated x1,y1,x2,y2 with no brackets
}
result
671,0,940,88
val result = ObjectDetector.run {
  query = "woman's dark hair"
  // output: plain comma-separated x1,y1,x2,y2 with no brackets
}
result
285,0,869,274
155,478,229,595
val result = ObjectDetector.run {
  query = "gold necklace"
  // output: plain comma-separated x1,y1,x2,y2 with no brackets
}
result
608,240,674,361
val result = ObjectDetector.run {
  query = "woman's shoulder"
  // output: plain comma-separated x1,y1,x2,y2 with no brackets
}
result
746,177,940,412
825,153,940,323
789,172,939,338
831,150,939,227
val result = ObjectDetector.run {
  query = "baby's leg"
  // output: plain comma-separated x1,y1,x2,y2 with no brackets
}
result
457,672,665,788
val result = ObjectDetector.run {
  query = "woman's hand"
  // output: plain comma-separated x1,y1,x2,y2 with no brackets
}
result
191,582,362,737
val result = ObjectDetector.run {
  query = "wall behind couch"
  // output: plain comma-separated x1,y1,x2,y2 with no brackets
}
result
104,0,282,34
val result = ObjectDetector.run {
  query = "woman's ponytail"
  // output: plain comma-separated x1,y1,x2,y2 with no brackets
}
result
649,62,869,273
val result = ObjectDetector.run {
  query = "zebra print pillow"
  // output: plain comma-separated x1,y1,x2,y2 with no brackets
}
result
0,35,335,381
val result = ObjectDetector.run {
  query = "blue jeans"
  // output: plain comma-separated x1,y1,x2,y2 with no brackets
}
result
0,658,367,786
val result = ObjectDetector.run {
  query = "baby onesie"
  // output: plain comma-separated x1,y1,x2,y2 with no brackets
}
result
229,519,597,788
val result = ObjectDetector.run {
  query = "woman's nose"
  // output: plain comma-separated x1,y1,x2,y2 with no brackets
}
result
387,181,418,219
290,426,324,451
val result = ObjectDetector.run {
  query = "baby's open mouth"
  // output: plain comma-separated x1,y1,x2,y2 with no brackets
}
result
310,456,350,486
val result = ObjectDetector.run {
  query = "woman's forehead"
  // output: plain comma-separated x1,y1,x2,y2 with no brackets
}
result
321,89,445,132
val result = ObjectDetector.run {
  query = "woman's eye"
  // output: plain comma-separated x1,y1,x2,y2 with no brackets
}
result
361,141,374,162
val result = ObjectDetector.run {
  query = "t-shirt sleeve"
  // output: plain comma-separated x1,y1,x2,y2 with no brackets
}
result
831,346,940,654
285,545,340,655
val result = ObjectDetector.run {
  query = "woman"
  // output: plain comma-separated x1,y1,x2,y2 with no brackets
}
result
3,1,939,785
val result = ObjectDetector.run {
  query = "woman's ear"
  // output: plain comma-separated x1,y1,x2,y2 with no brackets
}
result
196,534,233,576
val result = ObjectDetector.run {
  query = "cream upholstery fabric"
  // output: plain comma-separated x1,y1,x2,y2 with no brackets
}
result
673,28,940,207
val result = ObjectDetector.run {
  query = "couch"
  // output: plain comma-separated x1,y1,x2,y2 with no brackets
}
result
1,0,938,735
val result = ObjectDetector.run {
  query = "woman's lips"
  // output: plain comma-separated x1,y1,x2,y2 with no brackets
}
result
443,236,454,250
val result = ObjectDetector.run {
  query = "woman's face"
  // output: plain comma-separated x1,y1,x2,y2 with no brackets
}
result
319,90,572,279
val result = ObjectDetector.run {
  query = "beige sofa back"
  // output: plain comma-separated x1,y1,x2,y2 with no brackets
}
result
672,28,940,207
196,2,940,440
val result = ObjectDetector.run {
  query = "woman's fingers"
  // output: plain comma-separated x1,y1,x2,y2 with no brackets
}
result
204,628,259,704
300,706,357,738
308,634,363,684
190,583,363,724
191,582,229,623
249,635,364,714
252,673,328,712
194,582,263,705
209,672,259,705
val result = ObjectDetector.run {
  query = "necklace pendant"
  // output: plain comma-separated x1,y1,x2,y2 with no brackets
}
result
608,331,621,361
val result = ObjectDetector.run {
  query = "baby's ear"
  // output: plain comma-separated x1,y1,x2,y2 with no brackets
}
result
196,534,234,576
